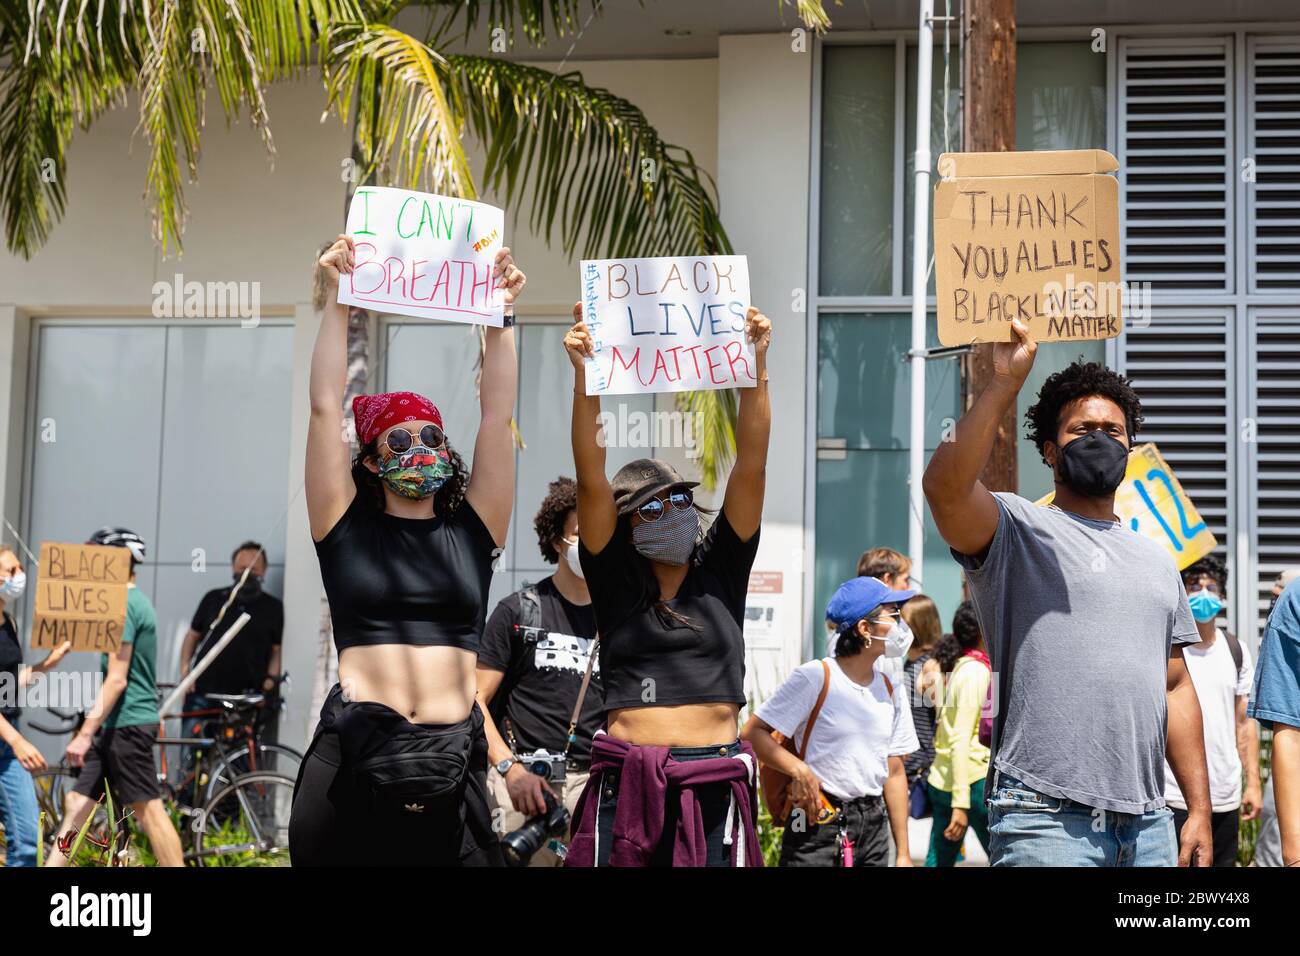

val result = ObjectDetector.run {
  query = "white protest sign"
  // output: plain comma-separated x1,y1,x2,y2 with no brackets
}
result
579,255,754,396
337,186,506,326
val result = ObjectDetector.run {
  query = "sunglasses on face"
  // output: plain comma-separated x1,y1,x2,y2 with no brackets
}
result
636,489,694,522
382,424,446,454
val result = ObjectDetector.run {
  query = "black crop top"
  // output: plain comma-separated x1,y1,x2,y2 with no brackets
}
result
578,511,759,710
315,492,499,653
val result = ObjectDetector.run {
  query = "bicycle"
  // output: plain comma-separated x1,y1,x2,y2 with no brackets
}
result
28,686,301,866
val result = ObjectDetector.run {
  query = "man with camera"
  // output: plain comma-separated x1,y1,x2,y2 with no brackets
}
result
476,477,603,866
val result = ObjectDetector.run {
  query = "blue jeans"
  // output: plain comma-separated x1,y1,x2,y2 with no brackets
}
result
987,771,1177,867
0,729,40,867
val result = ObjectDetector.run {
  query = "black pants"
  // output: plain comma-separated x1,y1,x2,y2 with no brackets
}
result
289,685,502,867
1171,807,1240,868
779,794,890,867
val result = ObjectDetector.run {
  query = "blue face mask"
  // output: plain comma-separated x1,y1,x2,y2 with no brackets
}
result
1187,588,1224,623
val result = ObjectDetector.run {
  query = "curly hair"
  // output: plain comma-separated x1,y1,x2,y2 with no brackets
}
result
534,477,578,564
1024,361,1144,464
1182,553,1228,592
351,438,469,517
935,600,983,674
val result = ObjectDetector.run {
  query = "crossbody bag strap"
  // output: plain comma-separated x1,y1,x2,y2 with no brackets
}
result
797,660,833,757
562,634,600,759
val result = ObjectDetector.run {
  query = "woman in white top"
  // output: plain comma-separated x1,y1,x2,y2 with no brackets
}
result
743,576,919,866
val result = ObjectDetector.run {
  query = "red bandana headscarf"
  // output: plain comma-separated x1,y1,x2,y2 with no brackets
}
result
351,391,443,445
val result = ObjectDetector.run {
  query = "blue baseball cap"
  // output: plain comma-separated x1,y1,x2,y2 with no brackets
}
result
825,576,916,629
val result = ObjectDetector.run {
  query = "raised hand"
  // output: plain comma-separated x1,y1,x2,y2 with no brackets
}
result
494,247,526,308
564,303,595,371
992,317,1038,390
745,307,772,358
316,234,355,289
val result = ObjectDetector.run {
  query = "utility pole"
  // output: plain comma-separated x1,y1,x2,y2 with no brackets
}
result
962,0,1018,491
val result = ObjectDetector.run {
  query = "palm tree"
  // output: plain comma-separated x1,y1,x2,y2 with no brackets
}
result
2,0,832,479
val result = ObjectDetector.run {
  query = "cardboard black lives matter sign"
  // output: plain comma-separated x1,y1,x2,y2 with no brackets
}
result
934,149,1123,347
31,543,131,652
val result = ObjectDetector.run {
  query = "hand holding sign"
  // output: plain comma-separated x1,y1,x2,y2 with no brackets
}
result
578,255,754,395
336,187,507,326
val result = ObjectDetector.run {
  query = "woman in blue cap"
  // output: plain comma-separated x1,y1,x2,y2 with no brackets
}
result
743,576,919,866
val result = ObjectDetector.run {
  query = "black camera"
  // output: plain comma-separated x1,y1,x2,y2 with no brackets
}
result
501,789,570,867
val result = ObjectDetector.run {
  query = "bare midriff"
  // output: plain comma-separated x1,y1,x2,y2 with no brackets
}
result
607,702,741,748
338,644,476,725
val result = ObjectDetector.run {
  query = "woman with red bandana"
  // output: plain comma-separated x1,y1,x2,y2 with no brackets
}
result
289,234,525,866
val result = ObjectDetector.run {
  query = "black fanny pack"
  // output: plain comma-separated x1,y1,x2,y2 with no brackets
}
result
333,697,478,817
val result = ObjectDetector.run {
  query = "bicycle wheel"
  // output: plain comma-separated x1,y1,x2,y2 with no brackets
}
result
204,742,303,803
192,771,295,867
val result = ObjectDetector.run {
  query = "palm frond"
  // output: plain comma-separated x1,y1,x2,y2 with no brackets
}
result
425,0,597,48
323,21,477,199
786,0,837,32
676,386,739,492
451,55,729,260
0,0,135,258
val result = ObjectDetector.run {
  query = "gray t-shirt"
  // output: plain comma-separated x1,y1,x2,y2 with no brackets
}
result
954,492,1199,814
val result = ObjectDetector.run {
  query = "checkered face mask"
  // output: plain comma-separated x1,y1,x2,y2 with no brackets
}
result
631,505,700,566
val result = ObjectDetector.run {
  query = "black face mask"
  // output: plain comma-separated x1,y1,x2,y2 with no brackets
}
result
233,571,263,601
1055,430,1129,497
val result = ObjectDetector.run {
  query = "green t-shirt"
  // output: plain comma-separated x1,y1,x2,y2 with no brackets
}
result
100,586,160,729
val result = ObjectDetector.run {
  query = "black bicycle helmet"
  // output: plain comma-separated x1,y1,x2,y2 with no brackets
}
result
87,526,147,565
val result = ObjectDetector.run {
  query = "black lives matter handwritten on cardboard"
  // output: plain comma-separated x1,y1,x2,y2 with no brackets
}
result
31,543,131,652
934,149,1123,347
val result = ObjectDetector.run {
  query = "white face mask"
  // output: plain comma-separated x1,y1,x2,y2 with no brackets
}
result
882,617,913,659
563,540,585,580
0,570,26,600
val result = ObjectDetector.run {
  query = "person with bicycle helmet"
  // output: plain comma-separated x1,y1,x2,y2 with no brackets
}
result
0,546,71,866
289,236,525,866
46,528,183,867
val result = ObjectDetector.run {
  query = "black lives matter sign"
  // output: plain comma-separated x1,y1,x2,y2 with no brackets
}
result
934,149,1123,347
31,543,131,652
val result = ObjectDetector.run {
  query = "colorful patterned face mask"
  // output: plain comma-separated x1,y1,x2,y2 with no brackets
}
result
378,444,453,500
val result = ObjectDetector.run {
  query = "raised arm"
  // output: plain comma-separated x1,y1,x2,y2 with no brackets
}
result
722,308,771,542
923,318,1037,557
306,235,358,541
565,304,617,554
464,247,524,547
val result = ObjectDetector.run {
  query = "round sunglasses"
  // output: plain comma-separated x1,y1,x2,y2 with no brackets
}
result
636,489,694,522
382,424,446,454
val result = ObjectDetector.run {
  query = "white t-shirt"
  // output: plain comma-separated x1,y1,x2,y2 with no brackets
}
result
756,657,919,800
1164,627,1255,812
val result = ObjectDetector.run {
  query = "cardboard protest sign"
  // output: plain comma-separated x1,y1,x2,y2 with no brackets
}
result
31,543,132,652
337,187,506,326
1036,443,1217,570
934,149,1123,347
579,255,754,395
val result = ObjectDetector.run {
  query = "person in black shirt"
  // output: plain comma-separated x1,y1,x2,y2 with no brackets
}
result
288,237,525,867
476,477,602,866
181,541,284,697
559,302,772,867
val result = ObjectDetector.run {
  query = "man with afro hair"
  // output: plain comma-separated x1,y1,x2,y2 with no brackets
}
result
923,317,1212,867
474,476,603,865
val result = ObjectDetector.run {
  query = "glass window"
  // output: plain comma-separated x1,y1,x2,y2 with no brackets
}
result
817,313,960,449
819,45,896,297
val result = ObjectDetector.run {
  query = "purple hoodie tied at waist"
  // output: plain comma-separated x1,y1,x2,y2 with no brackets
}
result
565,732,762,867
